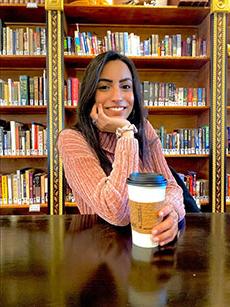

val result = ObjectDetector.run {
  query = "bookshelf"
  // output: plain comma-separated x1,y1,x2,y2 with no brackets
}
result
1,1,229,215
0,4,48,214
61,2,211,211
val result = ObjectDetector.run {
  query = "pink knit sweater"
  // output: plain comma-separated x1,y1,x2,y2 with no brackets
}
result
58,120,185,226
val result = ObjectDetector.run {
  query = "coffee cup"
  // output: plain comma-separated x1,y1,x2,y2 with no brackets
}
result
127,172,167,248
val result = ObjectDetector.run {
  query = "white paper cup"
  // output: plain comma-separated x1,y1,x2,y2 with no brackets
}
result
127,173,167,248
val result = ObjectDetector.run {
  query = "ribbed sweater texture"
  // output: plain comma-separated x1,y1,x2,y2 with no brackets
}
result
58,120,185,226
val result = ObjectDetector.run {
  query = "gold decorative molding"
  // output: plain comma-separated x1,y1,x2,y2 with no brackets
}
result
210,12,227,212
211,0,230,13
47,10,64,215
45,0,64,11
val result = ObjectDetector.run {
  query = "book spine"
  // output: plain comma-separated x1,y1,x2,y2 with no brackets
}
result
2,175,8,205
7,175,12,205
71,77,79,106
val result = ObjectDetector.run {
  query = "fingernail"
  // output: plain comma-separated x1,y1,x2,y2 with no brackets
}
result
159,212,164,217
152,230,158,235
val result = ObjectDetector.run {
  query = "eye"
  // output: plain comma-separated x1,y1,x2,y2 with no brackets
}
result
121,83,132,90
97,84,110,91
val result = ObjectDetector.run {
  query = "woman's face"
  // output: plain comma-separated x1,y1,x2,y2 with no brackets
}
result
95,60,134,119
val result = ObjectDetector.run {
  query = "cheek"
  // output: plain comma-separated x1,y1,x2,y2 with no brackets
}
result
127,94,134,109
95,92,107,106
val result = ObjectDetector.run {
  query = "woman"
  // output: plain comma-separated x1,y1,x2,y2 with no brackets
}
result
58,51,185,246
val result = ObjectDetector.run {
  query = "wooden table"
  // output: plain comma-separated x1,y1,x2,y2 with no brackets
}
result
1,213,230,306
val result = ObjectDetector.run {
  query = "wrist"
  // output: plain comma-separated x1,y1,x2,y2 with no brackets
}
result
115,124,138,139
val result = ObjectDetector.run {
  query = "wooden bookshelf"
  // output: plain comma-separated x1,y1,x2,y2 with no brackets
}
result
0,5,47,214
0,203,48,215
0,55,46,68
0,4,46,23
0,155,47,159
62,3,211,209
64,4,210,25
146,106,209,115
0,203,47,209
1,3,228,213
64,55,210,69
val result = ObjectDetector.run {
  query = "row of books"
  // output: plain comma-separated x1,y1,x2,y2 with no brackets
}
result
0,0,45,3
142,82,206,107
179,171,209,206
62,77,207,107
66,30,207,57
156,126,209,155
0,120,47,156
0,169,48,206
0,22,46,55
64,77,79,107
0,72,47,106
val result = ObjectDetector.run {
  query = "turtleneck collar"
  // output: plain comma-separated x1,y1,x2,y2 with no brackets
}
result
99,131,117,154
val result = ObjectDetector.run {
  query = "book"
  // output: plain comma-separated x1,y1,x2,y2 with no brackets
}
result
19,75,29,105
71,77,79,106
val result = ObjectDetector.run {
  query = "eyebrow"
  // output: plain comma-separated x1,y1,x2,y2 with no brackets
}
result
98,78,132,83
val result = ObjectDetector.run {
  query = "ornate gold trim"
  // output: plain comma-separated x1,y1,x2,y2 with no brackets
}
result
47,11,54,215
45,0,64,11
47,10,64,215
211,12,227,212
58,13,64,215
211,0,230,13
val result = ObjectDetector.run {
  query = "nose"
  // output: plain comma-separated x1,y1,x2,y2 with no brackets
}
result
111,86,123,102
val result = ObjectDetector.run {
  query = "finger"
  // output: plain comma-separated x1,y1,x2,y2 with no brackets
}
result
158,204,177,221
152,213,178,245
153,223,178,246
97,103,107,120
90,104,98,120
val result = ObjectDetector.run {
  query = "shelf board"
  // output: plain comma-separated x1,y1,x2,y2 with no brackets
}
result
0,155,47,159
0,4,46,23
0,106,79,113
64,5,210,26
165,154,209,158
0,106,47,114
0,204,47,209
0,55,46,68
65,202,77,207
65,55,209,69
146,106,209,115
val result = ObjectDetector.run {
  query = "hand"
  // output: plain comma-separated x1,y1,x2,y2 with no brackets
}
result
90,104,130,133
151,205,179,246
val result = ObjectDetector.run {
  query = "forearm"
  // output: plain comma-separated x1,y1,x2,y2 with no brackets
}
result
58,130,139,225
164,180,185,221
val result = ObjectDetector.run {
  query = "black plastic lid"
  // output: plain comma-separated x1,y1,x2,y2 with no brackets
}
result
127,172,167,187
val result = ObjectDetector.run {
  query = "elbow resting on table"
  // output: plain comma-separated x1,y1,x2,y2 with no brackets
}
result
99,209,130,227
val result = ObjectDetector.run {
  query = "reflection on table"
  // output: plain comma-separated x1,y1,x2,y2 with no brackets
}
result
1,213,230,306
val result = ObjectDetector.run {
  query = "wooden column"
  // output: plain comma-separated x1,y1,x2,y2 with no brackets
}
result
210,0,229,212
45,0,64,215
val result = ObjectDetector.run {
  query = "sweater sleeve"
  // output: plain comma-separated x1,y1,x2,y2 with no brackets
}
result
57,129,139,226
145,121,186,222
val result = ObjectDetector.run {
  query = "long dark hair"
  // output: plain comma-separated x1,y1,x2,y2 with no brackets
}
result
74,51,148,175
